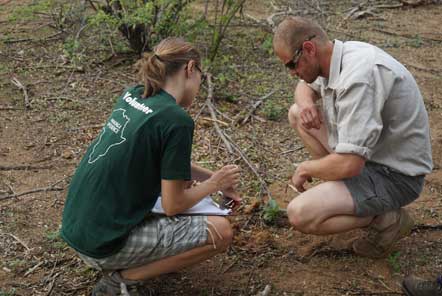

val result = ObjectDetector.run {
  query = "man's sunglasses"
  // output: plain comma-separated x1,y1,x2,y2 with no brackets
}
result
285,35,316,70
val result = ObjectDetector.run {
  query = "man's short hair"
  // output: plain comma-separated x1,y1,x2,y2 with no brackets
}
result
273,17,329,54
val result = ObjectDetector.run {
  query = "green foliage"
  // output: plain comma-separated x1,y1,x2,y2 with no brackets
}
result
260,34,273,55
0,288,16,296
262,198,281,224
88,0,197,53
408,34,423,48
262,99,285,121
208,0,246,63
8,0,51,22
387,251,401,273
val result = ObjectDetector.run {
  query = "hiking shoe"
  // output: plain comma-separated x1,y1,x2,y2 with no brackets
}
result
402,275,442,296
352,208,414,258
92,271,156,296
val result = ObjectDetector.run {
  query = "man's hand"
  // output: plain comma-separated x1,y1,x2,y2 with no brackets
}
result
299,104,323,130
291,164,312,192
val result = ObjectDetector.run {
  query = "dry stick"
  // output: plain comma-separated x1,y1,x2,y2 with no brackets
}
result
0,164,53,171
241,89,277,125
372,27,442,43
5,233,31,252
0,176,70,201
24,261,45,277
205,73,233,154
224,133,272,199
11,77,30,109
413,224,442,231
45,272,61,296
3,31,63,44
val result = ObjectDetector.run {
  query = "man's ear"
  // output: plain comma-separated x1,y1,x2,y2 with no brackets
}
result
305,41,317,57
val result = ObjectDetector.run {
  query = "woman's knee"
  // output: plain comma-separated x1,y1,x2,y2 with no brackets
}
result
206,216,233,251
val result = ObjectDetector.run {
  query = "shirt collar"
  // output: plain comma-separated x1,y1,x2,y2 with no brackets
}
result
327,39,343,89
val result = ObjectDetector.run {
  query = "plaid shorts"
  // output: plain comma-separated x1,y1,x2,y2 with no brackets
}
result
78,214,208,270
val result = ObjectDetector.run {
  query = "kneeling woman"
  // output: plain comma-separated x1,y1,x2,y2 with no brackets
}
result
60,38,241,295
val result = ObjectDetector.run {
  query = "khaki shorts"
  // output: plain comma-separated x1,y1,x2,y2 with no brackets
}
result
344,162,425,217
78,214,208,270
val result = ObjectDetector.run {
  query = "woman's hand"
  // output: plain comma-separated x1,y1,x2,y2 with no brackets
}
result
208,165,241,192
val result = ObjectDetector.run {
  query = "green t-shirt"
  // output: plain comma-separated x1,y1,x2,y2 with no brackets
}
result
61,86,194,258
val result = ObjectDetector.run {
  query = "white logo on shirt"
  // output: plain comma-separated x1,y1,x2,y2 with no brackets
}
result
88,108,130,164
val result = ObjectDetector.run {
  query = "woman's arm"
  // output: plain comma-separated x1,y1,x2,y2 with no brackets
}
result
191,163,213,181
161,165,240,216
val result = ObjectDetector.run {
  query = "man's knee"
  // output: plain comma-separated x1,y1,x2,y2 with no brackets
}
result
207,217,233,252
287,199,318,234
288,104,301,129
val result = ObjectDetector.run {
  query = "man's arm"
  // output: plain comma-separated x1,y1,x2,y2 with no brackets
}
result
294,80,320,107
292,153,365,192
295,81,323,130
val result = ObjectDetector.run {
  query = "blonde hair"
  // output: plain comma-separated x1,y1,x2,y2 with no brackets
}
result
273,17,328,53
135,37,201,98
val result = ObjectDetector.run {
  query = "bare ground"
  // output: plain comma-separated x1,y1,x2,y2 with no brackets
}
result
1,1,442,295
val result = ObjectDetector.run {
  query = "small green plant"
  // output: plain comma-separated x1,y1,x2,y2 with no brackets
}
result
8,0,51,22
408,35,423,48
262,198,281,224
262,100,285,121
260,34,273,55
387,251,401,273
0,288,16,296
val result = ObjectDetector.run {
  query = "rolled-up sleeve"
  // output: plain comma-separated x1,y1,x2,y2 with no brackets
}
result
334,82,385,159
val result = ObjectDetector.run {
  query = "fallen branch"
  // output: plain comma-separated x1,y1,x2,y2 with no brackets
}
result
206,73,233,154
3,31,62,44
255,284,271,296
224,133,271,199
0,164,53,171
2,233,31,252
241,89,277,125
413,224,442,231
24,261,45,277
0,176,69,201
11,77,30,109
200,116,229,127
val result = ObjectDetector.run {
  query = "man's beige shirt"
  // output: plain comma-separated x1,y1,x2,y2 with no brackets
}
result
308,39,432,176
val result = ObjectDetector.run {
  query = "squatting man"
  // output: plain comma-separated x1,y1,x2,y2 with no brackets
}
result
273,16,432,258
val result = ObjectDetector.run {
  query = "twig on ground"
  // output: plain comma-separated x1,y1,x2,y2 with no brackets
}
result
201,116,229,127
0,164,53,171
241,89,277,125
413,224,442,231
206,73,234,154
11,77,30,109
0,176,70,202
24,261,45,277
255,284,271,296
45,272,61,296
223,133,271,199
3,31,63,44
3,233,31,252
